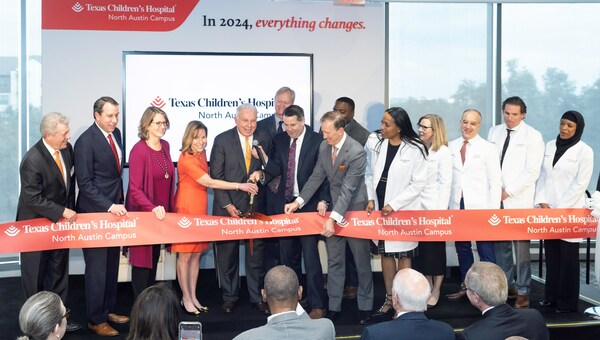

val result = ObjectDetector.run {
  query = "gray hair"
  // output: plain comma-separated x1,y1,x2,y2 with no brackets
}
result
275,86,295,103
236,103,258,116
392,268,430,312
40,112,69,136
19,291,63,340
465,262,508,306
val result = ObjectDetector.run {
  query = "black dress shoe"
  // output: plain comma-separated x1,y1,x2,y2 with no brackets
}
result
539,300,555,307
221,301,236,313
324,310,338,321
254,301,270,315
66,321,81,332
358,310,372,325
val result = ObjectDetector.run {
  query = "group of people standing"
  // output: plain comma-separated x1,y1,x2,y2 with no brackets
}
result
15,88,595,339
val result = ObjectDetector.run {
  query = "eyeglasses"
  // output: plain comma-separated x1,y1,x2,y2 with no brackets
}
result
152,121,168,127
63,308,70,320
417,124,433,130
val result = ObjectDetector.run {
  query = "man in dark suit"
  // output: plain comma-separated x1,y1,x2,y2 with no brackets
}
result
257,86,295,271
360,268,454,340
251,105,329,319
257,86,295,138
233,266,335,340
333,96,370,300
17,112,80,332
210,103,272,315
285,111,373,325
457,262,549,340
74,96,129,337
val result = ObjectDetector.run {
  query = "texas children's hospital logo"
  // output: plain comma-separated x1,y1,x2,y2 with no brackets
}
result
72,2,84,12
4,225,20,237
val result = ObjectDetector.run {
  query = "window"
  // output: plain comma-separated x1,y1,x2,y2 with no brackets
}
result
388,3,490,141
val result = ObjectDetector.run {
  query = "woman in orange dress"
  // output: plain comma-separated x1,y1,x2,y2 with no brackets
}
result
173,121,258,316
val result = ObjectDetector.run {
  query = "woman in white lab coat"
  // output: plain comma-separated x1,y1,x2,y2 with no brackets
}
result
413,114,452,307
535,110,594,313
365,107,428,318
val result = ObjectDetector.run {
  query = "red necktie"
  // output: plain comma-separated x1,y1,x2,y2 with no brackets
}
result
460,140,468,165
108,134,120,172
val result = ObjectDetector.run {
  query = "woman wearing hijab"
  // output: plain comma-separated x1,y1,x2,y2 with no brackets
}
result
535,110,594,313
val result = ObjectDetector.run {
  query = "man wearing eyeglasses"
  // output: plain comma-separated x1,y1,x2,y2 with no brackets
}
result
457,262,549,340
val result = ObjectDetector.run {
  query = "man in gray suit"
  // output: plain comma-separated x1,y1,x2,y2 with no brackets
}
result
233,265,335,340
332,96,370,299
285,111,374,325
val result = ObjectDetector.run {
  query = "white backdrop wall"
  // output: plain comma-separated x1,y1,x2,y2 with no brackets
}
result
42,0,385,139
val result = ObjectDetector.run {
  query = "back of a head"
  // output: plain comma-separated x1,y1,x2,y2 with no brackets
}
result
264,265,299,307
128,283,181,340
392,268,430,312
18,291,62,340
466,262,508,307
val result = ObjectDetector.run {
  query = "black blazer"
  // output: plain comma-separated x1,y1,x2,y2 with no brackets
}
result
263,126,330,214
16,139,75,222
74,124,124,213
257,114,278,139
457,303,549,340
209,127,271,216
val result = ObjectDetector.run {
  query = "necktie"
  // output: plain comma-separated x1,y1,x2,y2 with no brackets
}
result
500,129,512,168
245,136,251,173
53,150,65,183
460,140,468,165
277,121,284,134
284,138,297,201
332,145,338,165
108,134,120,172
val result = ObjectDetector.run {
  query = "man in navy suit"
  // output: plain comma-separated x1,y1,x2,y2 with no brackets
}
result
360,268,455,340
251,105,329,319
17,112,80,332
457,262,549,340
74,96,129,337
257,86,295,271
210,103,272,315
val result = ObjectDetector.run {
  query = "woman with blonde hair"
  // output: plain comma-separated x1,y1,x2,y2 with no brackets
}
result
173,120,258,315
413,114,452,307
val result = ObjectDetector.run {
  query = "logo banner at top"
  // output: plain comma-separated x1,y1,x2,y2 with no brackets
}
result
42,0,199,31
0,208,597,254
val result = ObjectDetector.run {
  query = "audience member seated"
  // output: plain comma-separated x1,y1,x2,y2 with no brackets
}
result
18,291,68,340
233,265,335,340
360,268,454,340
127,283,181,340
457,262,549,340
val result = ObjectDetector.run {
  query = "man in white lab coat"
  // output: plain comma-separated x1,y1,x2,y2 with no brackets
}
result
487,96,544,309
446,109,502,301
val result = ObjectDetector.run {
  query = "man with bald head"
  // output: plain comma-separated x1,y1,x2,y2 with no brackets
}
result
446,109,502,301
233,265,335,340
457,262,548,340
360,268,454,340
